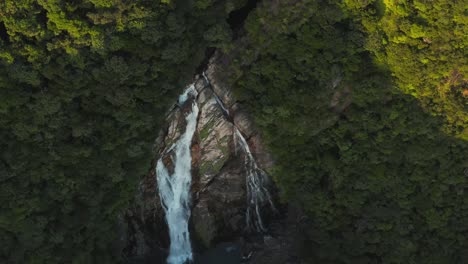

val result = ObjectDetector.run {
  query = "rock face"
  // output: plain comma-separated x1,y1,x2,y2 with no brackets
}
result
122,53,277,263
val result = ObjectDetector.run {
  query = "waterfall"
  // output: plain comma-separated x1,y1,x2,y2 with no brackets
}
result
234,129,276,232
202,72,275,232
156,84,198,264
155,75,275,264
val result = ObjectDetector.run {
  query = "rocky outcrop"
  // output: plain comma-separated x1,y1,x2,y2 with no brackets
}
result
122,53,279,263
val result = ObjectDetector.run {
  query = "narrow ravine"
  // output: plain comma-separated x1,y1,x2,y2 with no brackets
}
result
156,85,199,264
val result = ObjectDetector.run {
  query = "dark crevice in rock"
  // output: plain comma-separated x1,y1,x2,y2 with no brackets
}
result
202,76,233,122
195,0,257,76
195,47,216,75
227,0,259,33
212,89,233,122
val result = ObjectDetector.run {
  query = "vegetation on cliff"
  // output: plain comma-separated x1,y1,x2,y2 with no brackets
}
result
0,0,244,263
1,0,466,263
230,0,467,262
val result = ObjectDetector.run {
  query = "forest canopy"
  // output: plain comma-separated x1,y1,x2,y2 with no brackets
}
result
229,0,467,262
345,0,467,138
0,0,244,263
0,0,467,263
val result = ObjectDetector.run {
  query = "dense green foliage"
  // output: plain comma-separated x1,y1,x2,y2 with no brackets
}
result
0,0,243,263
345,0,467,138
1,0,466,263
230,0,467,262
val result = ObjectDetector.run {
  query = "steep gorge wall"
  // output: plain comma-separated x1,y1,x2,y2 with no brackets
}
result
120,53,281,263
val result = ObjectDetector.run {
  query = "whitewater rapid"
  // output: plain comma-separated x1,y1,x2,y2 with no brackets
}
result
156,85,198,264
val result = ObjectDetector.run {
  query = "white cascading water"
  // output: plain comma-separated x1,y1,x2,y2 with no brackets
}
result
234,129,276,232
202,72,275,232
156,84,198,264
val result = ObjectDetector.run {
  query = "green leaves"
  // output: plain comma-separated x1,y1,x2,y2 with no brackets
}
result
348,0,467,138
0,0,245,263
229,0,468,262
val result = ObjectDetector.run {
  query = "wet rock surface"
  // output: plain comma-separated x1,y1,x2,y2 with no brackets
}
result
121,53,302,263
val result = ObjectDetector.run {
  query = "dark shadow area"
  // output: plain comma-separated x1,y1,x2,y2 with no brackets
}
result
197,0,259,75
125,250,166,264
36,9,48,26
125,243,241,264
194,242,241,264
227,0,258,31
195,47,216,75
224,1,468,263
0,22,10,44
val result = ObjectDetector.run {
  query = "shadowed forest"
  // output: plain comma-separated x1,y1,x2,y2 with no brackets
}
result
228,1,467,262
